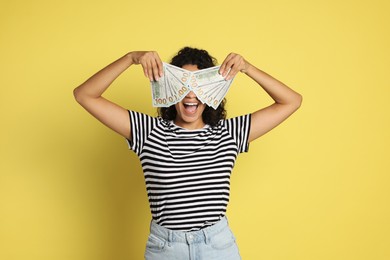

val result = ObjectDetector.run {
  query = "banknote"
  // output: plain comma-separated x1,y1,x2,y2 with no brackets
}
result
151,62,235,109
191,66,234,109
151,63,191,107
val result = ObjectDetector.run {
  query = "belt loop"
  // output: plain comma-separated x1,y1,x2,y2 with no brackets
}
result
168,229,173,246
202,228,210,245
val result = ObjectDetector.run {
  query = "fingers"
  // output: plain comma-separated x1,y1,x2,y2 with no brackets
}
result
219,53,233,77
219,53,247,80
138,51,163,81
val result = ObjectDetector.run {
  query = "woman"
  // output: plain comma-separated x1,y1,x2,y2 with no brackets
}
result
74,47,302,259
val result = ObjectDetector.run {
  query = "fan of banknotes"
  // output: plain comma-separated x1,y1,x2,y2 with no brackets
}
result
150,62,235,109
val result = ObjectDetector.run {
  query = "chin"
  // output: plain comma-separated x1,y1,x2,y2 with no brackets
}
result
175,103,206,128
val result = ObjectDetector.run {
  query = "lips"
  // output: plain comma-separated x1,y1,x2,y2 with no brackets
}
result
183,102,198,113
174,98,206,129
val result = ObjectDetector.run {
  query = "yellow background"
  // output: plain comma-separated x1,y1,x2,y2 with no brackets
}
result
1,0,389,259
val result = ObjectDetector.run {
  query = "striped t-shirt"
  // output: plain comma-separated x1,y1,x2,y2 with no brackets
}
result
127,110,251,231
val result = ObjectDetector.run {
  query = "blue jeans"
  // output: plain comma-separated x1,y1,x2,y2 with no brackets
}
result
144,217,241,260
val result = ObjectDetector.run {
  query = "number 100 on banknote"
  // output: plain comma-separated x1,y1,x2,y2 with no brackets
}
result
150,63,234,109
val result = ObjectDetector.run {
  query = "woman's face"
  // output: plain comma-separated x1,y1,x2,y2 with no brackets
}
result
174,64,206,129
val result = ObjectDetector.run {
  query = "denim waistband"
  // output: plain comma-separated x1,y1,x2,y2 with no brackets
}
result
149,217,229,245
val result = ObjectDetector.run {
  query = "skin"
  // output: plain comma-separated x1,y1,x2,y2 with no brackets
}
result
173,64,206,129
73,50,302,143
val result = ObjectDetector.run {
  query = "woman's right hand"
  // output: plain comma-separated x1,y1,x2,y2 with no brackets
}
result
130,51,163,81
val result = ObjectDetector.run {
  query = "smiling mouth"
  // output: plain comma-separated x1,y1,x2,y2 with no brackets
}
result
183,102,198,113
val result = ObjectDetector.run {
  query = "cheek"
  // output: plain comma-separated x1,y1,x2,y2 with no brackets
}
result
199,104,207,113
174,104,181,112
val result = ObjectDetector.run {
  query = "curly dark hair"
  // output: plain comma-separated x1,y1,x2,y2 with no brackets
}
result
158,47,227,126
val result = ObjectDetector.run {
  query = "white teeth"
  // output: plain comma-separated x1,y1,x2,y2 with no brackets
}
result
184,103,198,106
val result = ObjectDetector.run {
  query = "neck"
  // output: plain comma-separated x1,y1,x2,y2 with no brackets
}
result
173,119,206,130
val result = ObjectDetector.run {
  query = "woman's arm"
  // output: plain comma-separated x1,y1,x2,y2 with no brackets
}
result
73,51,163,140
219,53,302,142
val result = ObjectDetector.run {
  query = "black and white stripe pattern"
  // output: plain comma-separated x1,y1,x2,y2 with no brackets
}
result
127,110,251,231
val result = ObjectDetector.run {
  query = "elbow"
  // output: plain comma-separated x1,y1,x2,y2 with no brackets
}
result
73,87,83,104
73,86,100,107
292,93,303,111
73,87,80,102
296,93,303,108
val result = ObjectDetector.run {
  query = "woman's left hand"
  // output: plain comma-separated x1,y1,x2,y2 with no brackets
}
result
219,53,250,80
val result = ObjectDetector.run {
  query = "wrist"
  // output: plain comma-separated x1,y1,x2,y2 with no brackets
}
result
125,52,137,66
240,61,251,74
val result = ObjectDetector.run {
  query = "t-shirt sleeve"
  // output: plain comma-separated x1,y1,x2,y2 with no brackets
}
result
126,110,157,155
223,114,251,153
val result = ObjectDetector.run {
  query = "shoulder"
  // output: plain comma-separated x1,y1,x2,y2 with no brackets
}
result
221,114,251,127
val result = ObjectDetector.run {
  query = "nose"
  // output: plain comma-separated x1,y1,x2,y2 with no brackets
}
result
186,91,196,98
